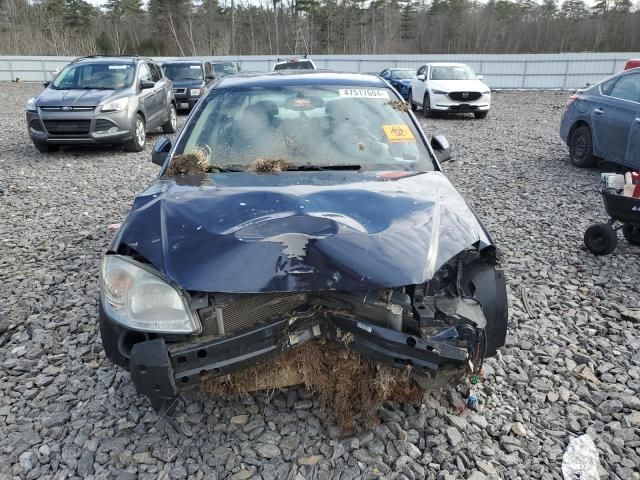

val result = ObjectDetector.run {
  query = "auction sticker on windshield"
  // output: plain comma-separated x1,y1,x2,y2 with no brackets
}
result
383,124,416,143
339,88,389,98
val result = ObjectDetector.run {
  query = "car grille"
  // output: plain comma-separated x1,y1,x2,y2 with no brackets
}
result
40,106,94,112
174,88,186,94
197,291,400,336
199,293,308,335
95,119,116,131
448,91,481,102
43,120,91,135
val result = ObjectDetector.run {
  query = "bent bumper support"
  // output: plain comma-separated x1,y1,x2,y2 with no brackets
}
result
126,314,470,412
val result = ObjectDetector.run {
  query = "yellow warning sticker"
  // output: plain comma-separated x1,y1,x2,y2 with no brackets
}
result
383,124,416,143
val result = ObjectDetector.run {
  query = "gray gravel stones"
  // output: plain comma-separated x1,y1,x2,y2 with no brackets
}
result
1,83,639,479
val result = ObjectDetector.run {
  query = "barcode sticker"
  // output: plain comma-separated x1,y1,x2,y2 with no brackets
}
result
339,88,389,99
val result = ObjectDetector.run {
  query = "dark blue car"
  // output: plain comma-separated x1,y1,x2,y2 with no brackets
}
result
98,71,508,412
380,68,416,100
560,68,640,169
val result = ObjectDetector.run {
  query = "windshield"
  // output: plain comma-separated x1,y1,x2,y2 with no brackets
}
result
214,63,236,75
52,62,134,90
163,63,203,81
274,61,314,71
430,66,476,80
173,85,434,171
391,70,415,80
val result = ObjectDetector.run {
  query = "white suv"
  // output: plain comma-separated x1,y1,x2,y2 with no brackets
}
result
273,57,317,71
409,63,491,119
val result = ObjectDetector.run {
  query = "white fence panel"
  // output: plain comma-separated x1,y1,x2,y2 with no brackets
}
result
1,53,638,89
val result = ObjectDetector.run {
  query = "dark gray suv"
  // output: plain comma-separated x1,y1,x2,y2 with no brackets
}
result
26,56,177,153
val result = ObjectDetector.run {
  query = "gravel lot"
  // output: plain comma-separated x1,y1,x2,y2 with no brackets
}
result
1,82,639,480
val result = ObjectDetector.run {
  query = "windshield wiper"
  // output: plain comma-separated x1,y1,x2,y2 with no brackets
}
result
285,164,362,171
80,86,114,90
209,165,245,172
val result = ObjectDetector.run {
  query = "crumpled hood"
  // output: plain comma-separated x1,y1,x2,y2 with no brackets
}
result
429,79,489,93
37,87,117,107
113,171,493,293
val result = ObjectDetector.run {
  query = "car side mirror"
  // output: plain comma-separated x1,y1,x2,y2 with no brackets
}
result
477,75,484,80
431,135,451,163
152,137,172,166
417,74,426,81
43,81,51,88
205,74,216,81
140,79,155,90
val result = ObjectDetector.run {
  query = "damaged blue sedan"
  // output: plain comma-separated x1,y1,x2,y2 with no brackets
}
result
99,71,508,411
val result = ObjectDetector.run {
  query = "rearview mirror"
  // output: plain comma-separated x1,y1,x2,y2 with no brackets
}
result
152,137,172,166
477,75,484,80
431,135,451,163
417,74,426,81
140,79,155,90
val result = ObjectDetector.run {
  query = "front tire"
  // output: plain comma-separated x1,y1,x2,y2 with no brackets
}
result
125,114,146,152
622,223,640,246
33,141,59,153
162,104,177,134
422,94,431,118
474,111,489,119
584,223,617,255
569,125,596,168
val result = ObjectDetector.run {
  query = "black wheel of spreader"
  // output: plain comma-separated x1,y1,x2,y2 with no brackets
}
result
622,223,640,246
584,223,618,255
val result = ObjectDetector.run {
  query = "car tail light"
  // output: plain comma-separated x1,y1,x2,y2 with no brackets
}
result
566,94,578,107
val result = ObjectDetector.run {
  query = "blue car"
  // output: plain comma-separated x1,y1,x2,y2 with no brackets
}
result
98,71,508,411
560,68,640,169
380,68,416,100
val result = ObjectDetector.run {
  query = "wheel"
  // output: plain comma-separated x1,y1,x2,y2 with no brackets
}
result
622,223,640,246
33,141,59,153
408,90,417,111
162,104,177,134
125,114,146,152
584,223,618,255
569,125,596,168
474,111,488,119
423,94,431,118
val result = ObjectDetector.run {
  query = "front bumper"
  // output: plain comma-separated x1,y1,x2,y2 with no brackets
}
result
431,92,491,113
100,308,470,411
26,109,133,146
173,93,200,110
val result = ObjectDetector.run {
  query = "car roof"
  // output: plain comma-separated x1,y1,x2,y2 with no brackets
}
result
216,71,387,89
162,59,205,64
275,58,314,63
72,56,149,64
425,62,469,67
389,68,415,70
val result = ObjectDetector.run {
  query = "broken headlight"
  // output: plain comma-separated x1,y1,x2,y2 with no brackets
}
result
100,255,201,334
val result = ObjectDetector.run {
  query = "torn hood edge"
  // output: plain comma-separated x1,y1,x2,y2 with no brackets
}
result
111,170,494,293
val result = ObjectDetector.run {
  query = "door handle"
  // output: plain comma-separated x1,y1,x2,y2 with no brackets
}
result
594,108,604,114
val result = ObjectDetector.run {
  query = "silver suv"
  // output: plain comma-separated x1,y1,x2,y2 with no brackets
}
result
26,56,177,153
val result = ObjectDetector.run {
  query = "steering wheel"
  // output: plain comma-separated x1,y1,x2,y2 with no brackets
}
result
331,125,391,160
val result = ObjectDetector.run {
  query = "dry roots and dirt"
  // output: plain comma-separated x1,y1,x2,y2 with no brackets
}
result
385,100,411,112
249,158,294,173
165,148,211,176
201,339,423,432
